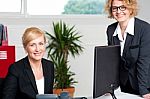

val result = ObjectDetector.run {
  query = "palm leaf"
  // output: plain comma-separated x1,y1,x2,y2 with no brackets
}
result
46,20,84,89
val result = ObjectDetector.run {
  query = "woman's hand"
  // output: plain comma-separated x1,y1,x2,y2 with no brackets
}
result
143,93,150,99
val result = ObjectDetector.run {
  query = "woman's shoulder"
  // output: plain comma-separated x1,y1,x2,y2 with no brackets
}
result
12,57,27,66
134,17,150,32
107,21,118,29
42,58,52,62
135,17,150,25
7,57,28,76
42,58,54,71
42,58,53,65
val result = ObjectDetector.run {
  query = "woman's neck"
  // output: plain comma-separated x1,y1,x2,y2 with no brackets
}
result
119,18,130,31
28,58,43,80
28,58,42,70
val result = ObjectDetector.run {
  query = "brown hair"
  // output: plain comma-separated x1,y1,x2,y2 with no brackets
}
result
105,0,138,18
22,27,46,48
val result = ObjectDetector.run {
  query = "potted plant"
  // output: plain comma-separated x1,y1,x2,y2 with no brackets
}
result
46,20,84,97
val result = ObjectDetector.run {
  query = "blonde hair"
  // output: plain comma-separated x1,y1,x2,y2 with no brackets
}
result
105,0,138,18
22,27,46,48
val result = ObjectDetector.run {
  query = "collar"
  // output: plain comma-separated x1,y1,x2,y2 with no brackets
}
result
113,17,135,36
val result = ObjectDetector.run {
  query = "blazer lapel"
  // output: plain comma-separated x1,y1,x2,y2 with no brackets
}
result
122,33,134,56
122,18,140,56
113,35,120,45
24,57,38,94
42,61,51,93
111,33,134,57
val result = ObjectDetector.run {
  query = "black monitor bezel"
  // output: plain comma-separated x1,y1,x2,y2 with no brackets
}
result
93,45,121,98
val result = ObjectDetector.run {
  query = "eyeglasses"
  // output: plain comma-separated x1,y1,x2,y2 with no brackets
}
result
111,5,127,12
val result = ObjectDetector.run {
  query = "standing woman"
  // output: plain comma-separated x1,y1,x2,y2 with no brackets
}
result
105,0,150,99
2,27,54,99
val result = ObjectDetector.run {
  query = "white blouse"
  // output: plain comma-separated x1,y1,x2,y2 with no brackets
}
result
113,17,135,56
36,77,44,94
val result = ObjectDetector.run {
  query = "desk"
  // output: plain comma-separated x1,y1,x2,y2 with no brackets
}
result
88,88,143,99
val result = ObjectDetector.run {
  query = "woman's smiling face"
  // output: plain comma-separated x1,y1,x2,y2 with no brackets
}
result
111,0,131,23
25,35,46,62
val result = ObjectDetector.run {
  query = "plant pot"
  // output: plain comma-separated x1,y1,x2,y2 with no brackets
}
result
53,87,75,98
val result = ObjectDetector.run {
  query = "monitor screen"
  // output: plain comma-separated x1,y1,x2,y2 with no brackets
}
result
93,45,121,98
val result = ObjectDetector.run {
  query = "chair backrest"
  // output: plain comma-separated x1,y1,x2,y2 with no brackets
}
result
0,78,5,99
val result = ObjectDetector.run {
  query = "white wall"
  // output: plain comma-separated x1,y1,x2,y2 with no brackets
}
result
0,0,150,97
138,0,150,22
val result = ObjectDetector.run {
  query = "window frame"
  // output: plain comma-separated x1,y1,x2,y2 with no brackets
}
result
0,0,106,18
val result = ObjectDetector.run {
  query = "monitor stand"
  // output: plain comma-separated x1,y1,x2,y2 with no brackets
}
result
109,84,117,99
109,89,117,99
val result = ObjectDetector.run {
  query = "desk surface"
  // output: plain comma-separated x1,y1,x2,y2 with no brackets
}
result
88,88,143,99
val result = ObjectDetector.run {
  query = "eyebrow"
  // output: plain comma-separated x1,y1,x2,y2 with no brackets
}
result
111,5,125,7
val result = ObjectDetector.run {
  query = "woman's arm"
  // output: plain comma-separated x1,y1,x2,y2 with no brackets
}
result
2,64,18,99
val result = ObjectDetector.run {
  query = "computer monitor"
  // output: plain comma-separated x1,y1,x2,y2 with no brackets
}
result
93,45,121,99
36,94,58,99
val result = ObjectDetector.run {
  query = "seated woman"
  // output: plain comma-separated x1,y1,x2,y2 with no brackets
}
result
2,27,54,99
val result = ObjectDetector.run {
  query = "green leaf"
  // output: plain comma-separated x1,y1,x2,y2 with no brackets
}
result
46,20,84,89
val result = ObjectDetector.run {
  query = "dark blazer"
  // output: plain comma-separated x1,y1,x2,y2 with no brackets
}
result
2,56,54,99
106,17,150,95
